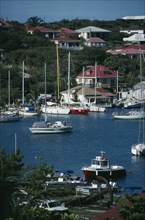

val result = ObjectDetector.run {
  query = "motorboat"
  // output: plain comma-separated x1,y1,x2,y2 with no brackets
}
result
39,199,68,212
81,151,126,181
29,120,72,134
112,109,145,120
131,143,145,156
46,169,87,187
76,181,119,196
41,102,70,115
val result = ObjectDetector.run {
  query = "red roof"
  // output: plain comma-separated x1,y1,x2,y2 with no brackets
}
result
109,44,145,55
90,193,145,220
79,65,117,78
113,48,143,55
86,38,106,43
0,18,12,27
90,205,123,220
60,28,78,35
28,26,59,33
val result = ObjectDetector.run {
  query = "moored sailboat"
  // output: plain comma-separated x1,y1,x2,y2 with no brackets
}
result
131,50,145,156
89,62,106,113
29,63,72,134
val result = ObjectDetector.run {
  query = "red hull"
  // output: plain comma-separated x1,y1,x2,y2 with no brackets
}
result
70,109,89,114
83,169,126,181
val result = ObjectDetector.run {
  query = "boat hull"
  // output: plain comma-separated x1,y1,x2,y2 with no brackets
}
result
113,111,145,120
19,111,38,116
82,168,126,181
89,105,106,112
0,115,23,122
70,109,89,114
29,127,72,134
41,106,70,115
131,144,145,156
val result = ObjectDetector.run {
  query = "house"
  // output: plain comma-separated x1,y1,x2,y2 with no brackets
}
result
84,37,106,48
120,26,144,35
27,26,59,38
0,18,12,29
123,33,145,43
76,64,117,89
50,36,82,50
60,85,115,105
59,28,79,38
107,43,145,57
117,81,145,101
76,26,111,40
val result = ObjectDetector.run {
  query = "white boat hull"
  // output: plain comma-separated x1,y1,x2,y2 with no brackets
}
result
29,121,72,134
29,127,72,134
131,143,145,156
113,110,145,120
0,115,23,122
19,111,38,116
41,106,70,115
89,105,106,112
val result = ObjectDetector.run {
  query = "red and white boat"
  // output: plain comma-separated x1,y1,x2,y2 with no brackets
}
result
82,151,126,181
69,103,89,115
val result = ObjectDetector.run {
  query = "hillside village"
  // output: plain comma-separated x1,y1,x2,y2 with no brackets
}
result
0,16,145,107
1,15,145,220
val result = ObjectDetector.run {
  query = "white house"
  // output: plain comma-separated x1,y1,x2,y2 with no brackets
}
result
123,33,145,42
76,26,111,40
84,37,106,47
76,64,117,89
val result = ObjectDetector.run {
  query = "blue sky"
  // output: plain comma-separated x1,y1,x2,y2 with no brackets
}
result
1,0,145,23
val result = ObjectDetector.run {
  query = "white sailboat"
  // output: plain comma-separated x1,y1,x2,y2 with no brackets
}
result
113,36,145,120
41,42,70,115
19,61,39,116
29,63,72,134
0,70,23,123
131,51,145,156
89,62,106,112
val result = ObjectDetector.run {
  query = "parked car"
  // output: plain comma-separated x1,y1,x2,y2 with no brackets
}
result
39,199,68,212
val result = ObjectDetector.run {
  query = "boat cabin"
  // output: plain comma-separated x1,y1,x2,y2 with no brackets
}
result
91,156,109,168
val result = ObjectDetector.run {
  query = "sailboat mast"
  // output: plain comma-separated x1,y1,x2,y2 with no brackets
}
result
116,70,119,94
67,52,70,105
8,70,10,107
44,63,47,111
22,61,25,105
15,133,17,155
56,41,60,100
82,67,85,97
94,62,97,104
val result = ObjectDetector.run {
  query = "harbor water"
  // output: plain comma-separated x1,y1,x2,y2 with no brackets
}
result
0,108,145,189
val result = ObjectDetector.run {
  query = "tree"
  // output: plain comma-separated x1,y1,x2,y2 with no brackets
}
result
0,148,24,220
119,195,145,220
26,16,43,27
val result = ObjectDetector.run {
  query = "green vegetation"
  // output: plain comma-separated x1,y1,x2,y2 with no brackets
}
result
0,148,78,220
1,148,145,219
0,17,144,106
119,194,145,220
